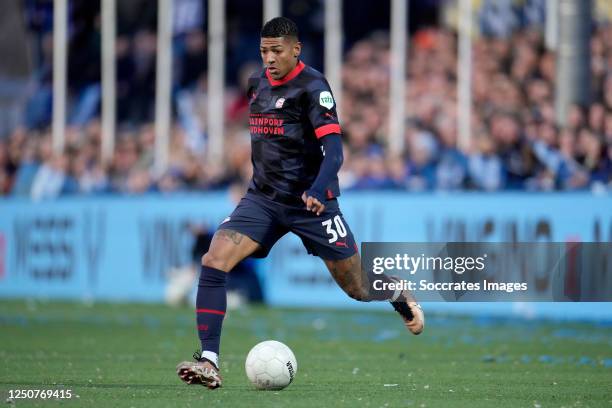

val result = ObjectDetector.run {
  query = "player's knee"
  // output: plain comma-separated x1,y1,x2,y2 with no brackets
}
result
201,251,229,271
345,285,370,302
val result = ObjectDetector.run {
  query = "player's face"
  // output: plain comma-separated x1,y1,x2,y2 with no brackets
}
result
260,36,301,80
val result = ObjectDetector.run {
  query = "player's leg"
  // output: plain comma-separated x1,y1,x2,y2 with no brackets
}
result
324,253,424,335
288,199,424,334
288,200,399,301
178,193,287,388
197,229,261,361
177,229,261,389
323,253,399,301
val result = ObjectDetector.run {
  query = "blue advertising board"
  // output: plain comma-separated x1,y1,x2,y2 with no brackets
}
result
262,193,612,317
0,193,232,301
0,192,610,319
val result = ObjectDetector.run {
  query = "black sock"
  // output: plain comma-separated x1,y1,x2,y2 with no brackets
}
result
196,265,227,367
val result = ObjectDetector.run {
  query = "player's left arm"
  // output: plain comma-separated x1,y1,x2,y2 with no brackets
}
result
302,134,343,215
302,81,343,215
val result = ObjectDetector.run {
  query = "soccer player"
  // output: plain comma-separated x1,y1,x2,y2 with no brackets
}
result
177,17,424,389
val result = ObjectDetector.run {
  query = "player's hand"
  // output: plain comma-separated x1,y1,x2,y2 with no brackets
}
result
302,192,326,216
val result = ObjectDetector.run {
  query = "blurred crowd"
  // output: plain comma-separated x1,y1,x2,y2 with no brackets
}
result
0,0,611,199
340,26,612,192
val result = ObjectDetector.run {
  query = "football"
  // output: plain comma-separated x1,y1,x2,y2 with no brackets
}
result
245,340,298,390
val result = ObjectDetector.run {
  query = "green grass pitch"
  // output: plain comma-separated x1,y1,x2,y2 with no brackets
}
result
1,300,611,407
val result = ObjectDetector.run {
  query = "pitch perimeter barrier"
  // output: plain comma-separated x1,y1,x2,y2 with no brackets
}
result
0,192,610,319
0,193,232,301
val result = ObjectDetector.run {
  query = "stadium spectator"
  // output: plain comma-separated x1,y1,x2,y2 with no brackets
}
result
2,3,612,198
0,140,10,194
468,133,504,191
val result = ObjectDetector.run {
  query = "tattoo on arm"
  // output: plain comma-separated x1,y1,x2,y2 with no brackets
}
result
216,229,244,245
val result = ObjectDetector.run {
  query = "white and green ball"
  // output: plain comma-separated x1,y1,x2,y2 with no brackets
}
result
245,340,297,390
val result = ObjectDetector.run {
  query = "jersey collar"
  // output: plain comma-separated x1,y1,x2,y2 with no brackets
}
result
266,60,305,86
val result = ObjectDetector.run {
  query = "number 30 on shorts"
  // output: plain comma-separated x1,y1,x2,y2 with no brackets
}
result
322,216,347,243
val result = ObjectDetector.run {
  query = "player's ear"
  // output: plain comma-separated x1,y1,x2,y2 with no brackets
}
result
293,41,302,58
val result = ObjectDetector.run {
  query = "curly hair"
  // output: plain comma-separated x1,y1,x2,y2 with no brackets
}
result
261,17,299,40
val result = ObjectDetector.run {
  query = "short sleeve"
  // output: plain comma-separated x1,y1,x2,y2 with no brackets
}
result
306,80,342,139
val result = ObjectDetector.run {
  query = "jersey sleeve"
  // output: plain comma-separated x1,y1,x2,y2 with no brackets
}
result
306,80,342,139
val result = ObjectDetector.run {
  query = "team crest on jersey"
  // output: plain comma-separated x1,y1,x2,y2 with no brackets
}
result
319,91,334,109
275,97,286,108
